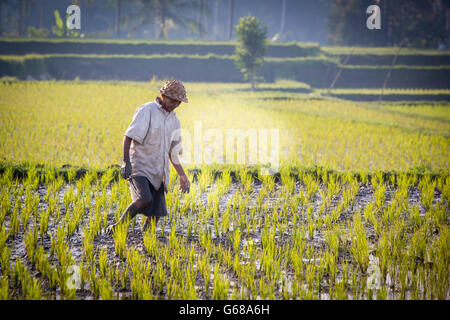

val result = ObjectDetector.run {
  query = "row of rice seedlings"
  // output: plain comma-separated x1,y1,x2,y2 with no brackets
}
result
1,164,447,300
11,259,42,299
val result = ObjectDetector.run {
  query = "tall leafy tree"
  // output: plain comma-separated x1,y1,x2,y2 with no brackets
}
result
227,0,233,39
104,0,139,37
328,0,450,48
233,15,267,91
130,0,203,39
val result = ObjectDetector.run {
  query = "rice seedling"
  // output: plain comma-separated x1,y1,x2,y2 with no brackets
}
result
350,211,369,274
0,246,11,277
212,263,229,299
24,225,38,266
0,276,9,300
38,208,50,242
98,247,108,278
419,176,436,211
21,275,42,300
112,219,129,259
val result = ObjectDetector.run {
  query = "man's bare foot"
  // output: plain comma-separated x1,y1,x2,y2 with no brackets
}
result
105,223,117,235
141,217,149,233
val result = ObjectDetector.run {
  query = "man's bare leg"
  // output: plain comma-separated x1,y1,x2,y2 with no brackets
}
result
142,216,159,233
106,199,149,234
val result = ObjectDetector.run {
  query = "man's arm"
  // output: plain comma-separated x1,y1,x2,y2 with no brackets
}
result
169,153,185,176
169,145,190,192
121,136,132,179
123,135,132,162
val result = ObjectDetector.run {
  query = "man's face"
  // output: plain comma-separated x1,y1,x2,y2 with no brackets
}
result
161,95,181,111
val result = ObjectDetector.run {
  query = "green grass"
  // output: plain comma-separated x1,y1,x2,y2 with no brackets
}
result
322,46,450,56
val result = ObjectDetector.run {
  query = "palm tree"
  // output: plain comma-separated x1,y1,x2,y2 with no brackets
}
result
131,0,203,39
105,0,138,37
227,0,233,39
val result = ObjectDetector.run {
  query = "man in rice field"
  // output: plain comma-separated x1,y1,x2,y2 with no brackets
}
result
106,79,190,235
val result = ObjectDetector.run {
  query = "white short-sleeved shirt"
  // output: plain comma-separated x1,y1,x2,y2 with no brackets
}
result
124,99,182,191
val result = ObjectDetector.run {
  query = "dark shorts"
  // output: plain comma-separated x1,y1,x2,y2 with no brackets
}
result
129,176,168,217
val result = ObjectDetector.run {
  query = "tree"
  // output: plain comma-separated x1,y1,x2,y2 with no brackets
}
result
227,0,233,39
105,0,137,38
233,15,267,91
130,0,203,39
328,0,450,48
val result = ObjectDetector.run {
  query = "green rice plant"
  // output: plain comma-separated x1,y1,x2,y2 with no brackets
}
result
98,247,108,279
376,285,387,300
0,246,11,276
281,172,296,195
143,225,157,258
127,248,145,282
419,178,435,211
83,231,95,266
54,235,72,268
431,202,447,226
89,264,100,299
39,208,50,242
67,167,77,184
221,167,232,192
76,260,87,291
374,182,386,211
359,171,369,186
24,225,38,266
305,263,316,291
325,252,337,286
119,264,130,292
334,278,347,300
232,228,241,254
341,258,349,288
99,278,114,300
256,184,268,210
46,266,58,291
232,252,242,279
198,167,214,193
8,202,20,238
259,278,270,300
350,211,369,273
377,234,389,283
22,275,42,300
12,259,24,288
399,260,409,300
324,226,341,257
262,174,275,194
24,166,39,191
21,199,35,232
350,265,358,299
440,175,449,204
409,227,427,264
307,218,315,240
140,278,154,300
152,260,165,294
212,263,229,299
221,245,232,269
0,276,9,300
199,252,211,295
409,204,422,229
305,174,319,200
112,219,129,259
0,226,10,251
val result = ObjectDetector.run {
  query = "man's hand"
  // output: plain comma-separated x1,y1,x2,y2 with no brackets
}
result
179,174,190,193
120,159,132,180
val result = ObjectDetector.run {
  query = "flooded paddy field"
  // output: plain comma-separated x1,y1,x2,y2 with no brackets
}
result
0,166,448,300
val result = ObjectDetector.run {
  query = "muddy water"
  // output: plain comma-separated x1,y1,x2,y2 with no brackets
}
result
3,179,446,300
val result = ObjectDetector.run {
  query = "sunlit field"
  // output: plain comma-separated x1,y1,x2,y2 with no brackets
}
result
0,80,448,171
0,80,448,300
